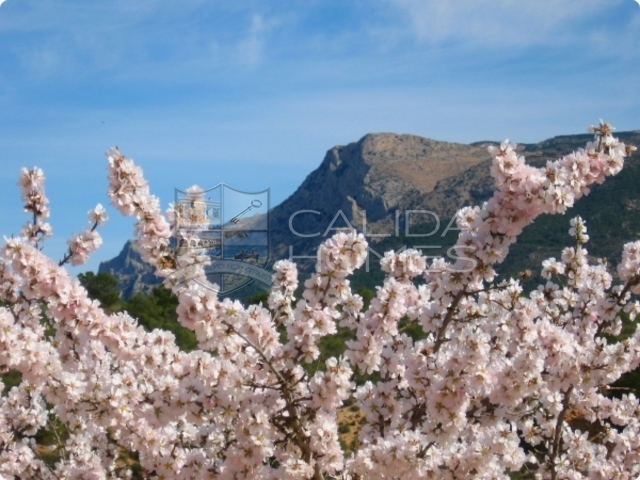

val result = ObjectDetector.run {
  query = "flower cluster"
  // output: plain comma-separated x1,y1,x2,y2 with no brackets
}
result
59,205,108,267
17,167,52,244
106,147,173,274
0,123,639,479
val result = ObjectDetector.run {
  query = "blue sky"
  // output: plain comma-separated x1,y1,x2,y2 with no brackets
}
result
0,0,639,275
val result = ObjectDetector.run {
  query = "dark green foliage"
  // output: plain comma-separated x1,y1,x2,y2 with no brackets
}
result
125,287,176,328
305,326,354,377
245,290,269,306
122,450,144,480
509,469,536,479
613,363,640,397
354,286,374,309
399,316,427,342
78,271,121,310
1,369,22,396
353,366,381,386
125,286,197,352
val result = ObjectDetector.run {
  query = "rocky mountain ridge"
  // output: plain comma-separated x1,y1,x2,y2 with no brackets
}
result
99,129,640,297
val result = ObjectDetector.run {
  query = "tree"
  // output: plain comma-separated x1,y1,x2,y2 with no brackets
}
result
0,122,639,479
78,271,121,310
125,285,197,352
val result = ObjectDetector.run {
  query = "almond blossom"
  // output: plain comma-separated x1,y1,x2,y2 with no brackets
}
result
0,123,638,479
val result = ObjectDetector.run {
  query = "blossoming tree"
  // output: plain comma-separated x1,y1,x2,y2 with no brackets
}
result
1,123,639,479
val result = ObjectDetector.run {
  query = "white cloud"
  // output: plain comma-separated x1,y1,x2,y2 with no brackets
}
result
237,14,266,67
384,0,622,47
0,1,289,83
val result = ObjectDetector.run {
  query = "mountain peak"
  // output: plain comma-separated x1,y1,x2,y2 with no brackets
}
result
267,132,496,260
317,132,492,210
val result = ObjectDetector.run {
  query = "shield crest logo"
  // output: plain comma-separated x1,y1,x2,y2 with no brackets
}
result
173,183,271,295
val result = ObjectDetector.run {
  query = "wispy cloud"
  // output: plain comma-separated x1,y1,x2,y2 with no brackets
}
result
382,0,623,47
237,14,267,68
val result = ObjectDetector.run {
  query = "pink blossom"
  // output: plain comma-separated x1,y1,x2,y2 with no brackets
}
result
0,124,638,479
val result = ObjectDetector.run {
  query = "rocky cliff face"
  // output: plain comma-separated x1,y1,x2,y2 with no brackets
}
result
98,240,162,298
269,133,493,259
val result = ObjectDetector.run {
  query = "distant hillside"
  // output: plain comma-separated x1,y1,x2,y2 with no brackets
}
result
99,129,640,297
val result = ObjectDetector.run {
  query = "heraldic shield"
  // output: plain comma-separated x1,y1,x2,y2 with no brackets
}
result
173,183,271,295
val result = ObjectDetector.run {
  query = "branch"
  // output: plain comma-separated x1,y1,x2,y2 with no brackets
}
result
550,385,574,480
433,289,466,354
58,221,99,267
221,321,324,479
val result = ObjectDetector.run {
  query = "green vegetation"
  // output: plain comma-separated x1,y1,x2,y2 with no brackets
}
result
1,369,22,395
77,271,121,311
125,286,197,352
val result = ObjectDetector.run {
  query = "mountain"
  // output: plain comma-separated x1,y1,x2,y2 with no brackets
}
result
99,129,640,297
269,133,494,261
98,240,163,298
